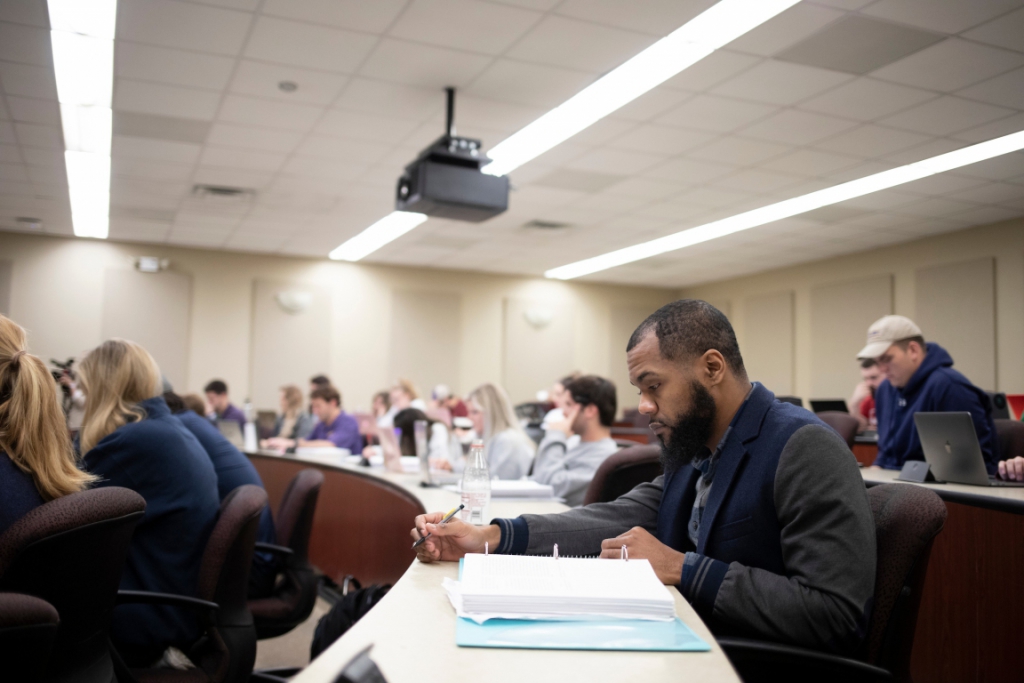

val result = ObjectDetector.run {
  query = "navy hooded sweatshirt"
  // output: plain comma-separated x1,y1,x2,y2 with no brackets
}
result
82,396,220,649
874,342,997,474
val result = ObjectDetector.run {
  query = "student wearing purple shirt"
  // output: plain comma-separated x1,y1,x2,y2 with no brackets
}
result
204,379,246,426
265,385,361,454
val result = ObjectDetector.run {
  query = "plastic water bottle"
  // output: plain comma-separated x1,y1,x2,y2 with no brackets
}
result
460,439,491,525
243,399,258,452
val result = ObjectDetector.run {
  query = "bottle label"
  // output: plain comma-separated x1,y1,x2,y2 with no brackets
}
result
460,491,490,526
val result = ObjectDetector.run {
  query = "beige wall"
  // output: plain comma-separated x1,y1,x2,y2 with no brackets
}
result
0,232,676,412
680,218,1024,401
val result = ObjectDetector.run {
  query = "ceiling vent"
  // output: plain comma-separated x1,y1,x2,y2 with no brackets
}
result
522,219,570,230
191,184,255,203
15,217,42,230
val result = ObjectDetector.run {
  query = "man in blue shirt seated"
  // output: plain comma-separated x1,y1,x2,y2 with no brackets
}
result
266,385,361,454
204,379,246,427
856,315,997,474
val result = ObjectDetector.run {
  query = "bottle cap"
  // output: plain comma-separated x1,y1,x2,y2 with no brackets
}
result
471,438,485,448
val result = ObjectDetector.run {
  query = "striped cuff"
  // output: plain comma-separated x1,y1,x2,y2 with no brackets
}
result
491,517,530,555
680,552,729,618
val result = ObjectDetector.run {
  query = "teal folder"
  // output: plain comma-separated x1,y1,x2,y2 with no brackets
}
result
455,616,711,652
453,558,711,652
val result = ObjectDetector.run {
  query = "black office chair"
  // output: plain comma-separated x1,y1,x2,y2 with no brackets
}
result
0,487,146,683
583,444,663,506
0,592,60,683
988,392,1010,420
719,484,946,683
817,411,859,449
776,395,804,407
994,419,1024,461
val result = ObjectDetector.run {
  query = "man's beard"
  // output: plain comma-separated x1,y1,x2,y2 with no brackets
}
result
658,380,717,473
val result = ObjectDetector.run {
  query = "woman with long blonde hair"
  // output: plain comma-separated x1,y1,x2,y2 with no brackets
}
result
466,383,535,479
78,339,219,665
267,384,314,442
0,315,95,534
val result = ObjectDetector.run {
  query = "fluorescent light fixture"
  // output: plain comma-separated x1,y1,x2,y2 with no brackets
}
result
48,0,117,239
545,129,1024,280
329,211,428,261
482,0,801,177
330,0,800,261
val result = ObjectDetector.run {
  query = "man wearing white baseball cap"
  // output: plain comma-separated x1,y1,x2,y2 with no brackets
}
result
857,315,998,474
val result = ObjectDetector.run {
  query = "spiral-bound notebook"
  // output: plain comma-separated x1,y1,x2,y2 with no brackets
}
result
449,555,710,652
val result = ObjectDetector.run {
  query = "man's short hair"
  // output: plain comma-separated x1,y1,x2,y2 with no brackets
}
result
893,336,926,352
627,299,746,378
163,391,186,414
310,385,341,407
310,374,331,388
204,379,227,395
566,376,617,427
860,358,877,369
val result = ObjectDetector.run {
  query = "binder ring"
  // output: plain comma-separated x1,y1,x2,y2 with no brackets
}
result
621,545,628,561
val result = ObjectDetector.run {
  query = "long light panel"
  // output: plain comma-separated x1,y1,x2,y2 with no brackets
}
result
48,0,117,239
329,211,428,261
545,129,1024,280
329,0,801,262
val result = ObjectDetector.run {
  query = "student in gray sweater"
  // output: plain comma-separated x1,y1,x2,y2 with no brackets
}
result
531,375,619,506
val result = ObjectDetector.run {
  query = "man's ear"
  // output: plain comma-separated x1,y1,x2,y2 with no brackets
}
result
702,349,727,386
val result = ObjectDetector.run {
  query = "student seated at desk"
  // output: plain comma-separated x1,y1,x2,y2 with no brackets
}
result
265,385,361,453
530,375,618,507
849,358,883,432
856,315,997,474
393,407,462,466
465,382,535,480
204,379,246,427
268,384,315,441
413,300,875,655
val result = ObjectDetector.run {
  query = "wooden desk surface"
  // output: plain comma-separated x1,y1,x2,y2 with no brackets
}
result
860,466,1024,514
266,453,740,683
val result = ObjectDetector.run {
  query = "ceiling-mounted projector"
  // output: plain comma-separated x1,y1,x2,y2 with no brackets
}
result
395,88,509,222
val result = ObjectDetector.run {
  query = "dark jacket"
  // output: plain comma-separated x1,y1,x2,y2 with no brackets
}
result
874,342,997,474
504,383,876,655
83,396,220,649
0,450,44,536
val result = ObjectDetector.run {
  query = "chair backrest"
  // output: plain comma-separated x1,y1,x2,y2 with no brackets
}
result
622,409,650,429
583,444,663,506
776,395,804,407
817,411,859,448
0,487,145,683
0,592,60,683
190,485,267,683
988,392,1010,420
275,469,325,563
861,484,947,679
994,419,1024,461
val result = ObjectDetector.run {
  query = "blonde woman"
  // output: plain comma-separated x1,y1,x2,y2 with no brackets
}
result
78,339,219,665
0,315,95,535
269,384,314,441
466,383,535,480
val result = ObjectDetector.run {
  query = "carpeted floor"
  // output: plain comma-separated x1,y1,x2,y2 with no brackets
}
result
253,597,332,673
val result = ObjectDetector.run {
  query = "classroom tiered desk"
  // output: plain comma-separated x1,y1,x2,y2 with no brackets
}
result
861,468,1024,683
246,451,740,683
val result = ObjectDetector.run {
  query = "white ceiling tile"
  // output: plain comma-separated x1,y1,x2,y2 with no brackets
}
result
712,60,853,106
0,122,18,145
946,181,1024,205
947,204,1024,225
388,0,541,56
0,62,57,99
26,163,66,185
727,3,844,57
566,148,666,175
662,50,761,92
0,1,50,27
205,123,302,153
798,77,937,121
952,151,1024,180
218,94,324,131
644,157,736,184
199,146,287,172
505,15,656,74
673,186,757,209
19,147,61,167
878,137,968,164
333,79,442,120
446,96,545,135
823,159,897,182
899,173,988,196
466,59,594,108
607,124,715,156
261,0,407,34
114,42,235,92
655,94,777,133
862,0,1024,34
688,136,792,165
0,20,51,66
957,67,1024,110
243,17,377,73
0,163,30,182
963,6,1024,53
879,95,1016,136
607,88,690,123
293,135,392,164
117,0,253,56
951,111,1024,143
112,156,194,182
114,80,222,120
113,135,202,163
0,144,20,163
871,39,1024,92
713,168,805,193
359,39,493,89
553,0,715,36
5,96,59,125
893,196,982,218
739,109,859,145
552,117,633,147
604,176,687,200
815,124,932,157
228,60,349,106
314,109,421,143
14,122,60,149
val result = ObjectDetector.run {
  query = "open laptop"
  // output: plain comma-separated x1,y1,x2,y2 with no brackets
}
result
810,399,849,414
216,420,244,450
914,412,1024,487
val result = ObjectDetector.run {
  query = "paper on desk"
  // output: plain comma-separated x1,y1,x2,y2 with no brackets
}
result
443,578,635,625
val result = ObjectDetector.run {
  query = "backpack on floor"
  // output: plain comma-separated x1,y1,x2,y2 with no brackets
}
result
310,577,391,660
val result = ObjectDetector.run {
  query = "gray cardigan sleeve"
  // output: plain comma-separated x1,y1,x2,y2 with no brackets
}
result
704,425,876,654
519,476,664,556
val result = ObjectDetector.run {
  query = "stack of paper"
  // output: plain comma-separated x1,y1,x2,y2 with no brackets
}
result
446,554,675,623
